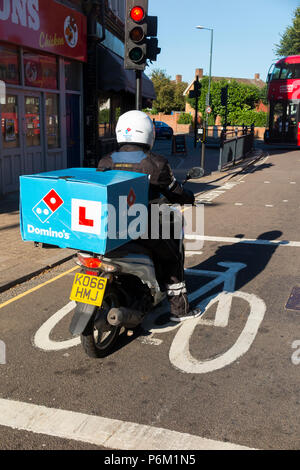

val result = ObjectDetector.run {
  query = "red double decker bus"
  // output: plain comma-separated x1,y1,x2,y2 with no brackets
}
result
265,55,300,147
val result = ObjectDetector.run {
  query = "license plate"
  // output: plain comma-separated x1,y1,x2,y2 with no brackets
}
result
70,273,108,307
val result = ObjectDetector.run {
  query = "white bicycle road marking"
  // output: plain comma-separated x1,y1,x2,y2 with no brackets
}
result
33,262,266,374
169,291,266,374
34,302,80,351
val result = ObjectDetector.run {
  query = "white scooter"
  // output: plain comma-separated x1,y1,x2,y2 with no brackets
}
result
69,167,204,358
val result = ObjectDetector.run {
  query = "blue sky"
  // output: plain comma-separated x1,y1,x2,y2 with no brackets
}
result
146,0,299,85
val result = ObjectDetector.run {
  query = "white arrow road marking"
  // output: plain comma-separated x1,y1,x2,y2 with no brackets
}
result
34,301,80,351
0,398,254,450
169,291,266,374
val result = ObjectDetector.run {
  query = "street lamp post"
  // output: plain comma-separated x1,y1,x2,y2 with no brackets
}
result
196,26,214,170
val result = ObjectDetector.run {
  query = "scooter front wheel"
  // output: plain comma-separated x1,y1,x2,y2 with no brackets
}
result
80,288,121,358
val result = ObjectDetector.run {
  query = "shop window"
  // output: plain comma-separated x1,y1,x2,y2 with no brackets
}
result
64,60,81,91
23,50,58,89
46,94,60,148
0,44,20,85
1,95,20,148
25,96,41,147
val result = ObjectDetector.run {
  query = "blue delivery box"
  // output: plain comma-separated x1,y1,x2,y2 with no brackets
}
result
20,168,149,254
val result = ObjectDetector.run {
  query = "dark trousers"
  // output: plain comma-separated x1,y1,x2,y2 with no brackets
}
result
137,238,190,316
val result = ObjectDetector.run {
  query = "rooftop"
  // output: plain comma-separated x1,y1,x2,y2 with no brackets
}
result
183,68,266,95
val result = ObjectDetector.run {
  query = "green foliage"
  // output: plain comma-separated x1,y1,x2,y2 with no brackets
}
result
259,84,268,106
275,7,300,57
173,81,188,111
99,108,109,123
177,113,193,124
143,107,158,115
150,69,188,114
186,76,265,126
115,107,121,122
227,110,267,127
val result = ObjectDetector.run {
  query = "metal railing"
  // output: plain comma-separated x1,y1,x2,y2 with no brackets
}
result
218,124,255,170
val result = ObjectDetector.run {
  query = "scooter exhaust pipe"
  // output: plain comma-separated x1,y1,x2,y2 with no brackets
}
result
107,307,144,329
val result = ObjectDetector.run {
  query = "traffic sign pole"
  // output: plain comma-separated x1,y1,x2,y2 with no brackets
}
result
194,77,200,148
136,70,142,110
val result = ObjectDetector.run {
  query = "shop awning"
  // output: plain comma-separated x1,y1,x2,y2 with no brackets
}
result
97,45,156,100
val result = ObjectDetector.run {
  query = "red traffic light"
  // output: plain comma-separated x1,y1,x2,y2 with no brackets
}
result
130,6,145,22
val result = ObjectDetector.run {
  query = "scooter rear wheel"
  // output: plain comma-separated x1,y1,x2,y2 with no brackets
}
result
80,288,121,358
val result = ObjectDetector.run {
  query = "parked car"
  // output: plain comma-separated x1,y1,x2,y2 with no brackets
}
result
154,121,174,140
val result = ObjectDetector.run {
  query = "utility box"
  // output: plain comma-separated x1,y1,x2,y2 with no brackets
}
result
20,168,149,255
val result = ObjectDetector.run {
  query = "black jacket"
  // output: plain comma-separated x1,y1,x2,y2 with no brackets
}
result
97,144,195,205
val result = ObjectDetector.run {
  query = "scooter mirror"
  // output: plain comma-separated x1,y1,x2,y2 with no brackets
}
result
186,167,205,180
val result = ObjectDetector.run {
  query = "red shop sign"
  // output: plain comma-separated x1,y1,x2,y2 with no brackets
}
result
0,0,87,62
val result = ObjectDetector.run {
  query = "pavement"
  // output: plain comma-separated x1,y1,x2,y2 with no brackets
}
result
0,136,265,294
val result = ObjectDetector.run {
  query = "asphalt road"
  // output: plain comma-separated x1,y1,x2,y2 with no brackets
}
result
0,147,299,451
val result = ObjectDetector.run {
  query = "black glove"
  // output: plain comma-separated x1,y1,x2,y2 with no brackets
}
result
182,188,195,205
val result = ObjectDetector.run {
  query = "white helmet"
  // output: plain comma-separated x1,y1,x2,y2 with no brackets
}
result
116,110,155,150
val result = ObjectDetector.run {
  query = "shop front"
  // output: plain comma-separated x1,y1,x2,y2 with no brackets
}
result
0,0,87,195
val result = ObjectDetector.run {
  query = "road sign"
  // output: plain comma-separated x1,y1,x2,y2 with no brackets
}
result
206,106,212,114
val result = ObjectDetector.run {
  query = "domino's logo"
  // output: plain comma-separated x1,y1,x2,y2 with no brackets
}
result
123,128,132,140
32,189,64,223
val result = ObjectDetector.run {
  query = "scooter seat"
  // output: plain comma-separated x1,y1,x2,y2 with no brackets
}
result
104,241,153,261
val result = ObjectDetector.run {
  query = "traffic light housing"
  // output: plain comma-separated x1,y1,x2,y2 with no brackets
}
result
221,85,228,106
189,80,202,99
125,0,160,70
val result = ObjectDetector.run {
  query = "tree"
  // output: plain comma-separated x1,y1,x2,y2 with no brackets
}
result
150,69,188,114
259,84,268,106
186,76,263,125
275,7,300,57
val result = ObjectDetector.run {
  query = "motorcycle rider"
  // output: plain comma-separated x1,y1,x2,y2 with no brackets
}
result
97,110,201,322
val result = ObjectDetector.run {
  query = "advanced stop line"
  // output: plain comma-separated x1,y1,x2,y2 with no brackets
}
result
185,235,300,247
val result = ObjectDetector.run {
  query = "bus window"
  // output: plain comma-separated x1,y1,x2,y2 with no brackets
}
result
280,67,288,79
280,64,295,80
273,102,285,133
266,64,275,83
280,67,289,79
285,103,298,143
294,64,300,79
272,66,281,80
287,103,297,131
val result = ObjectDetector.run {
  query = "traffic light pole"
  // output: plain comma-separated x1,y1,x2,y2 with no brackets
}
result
193,75,200,148
194,92,199,148
136,70,142,110
201,129,206,169
197,27,214,173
